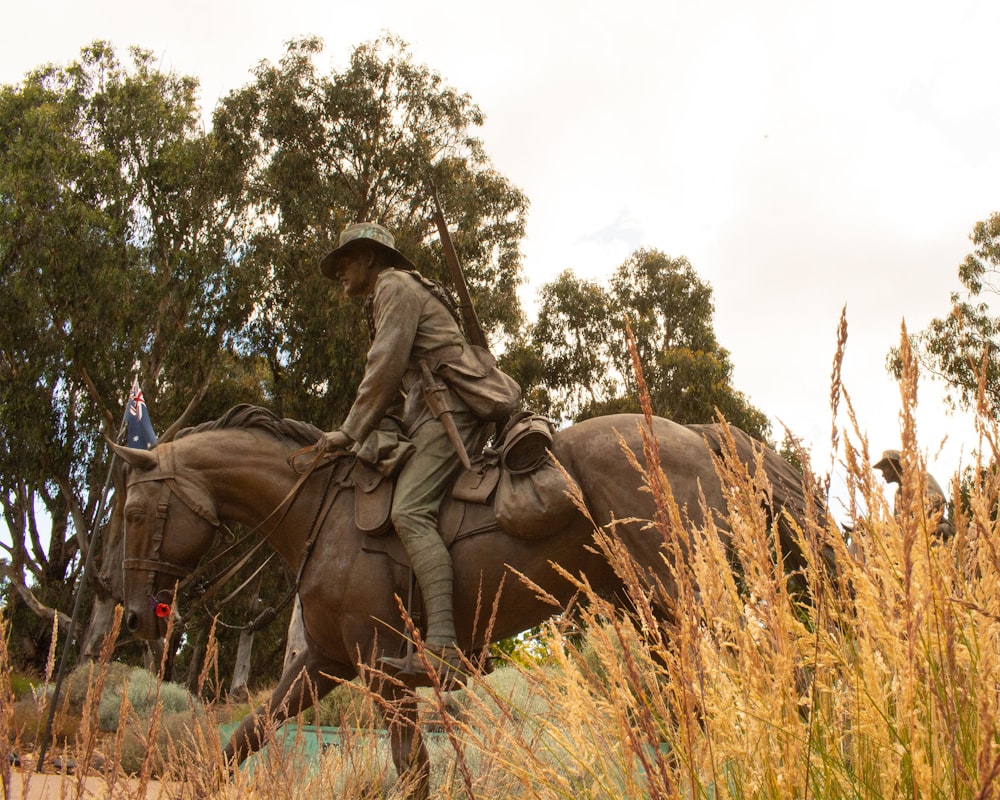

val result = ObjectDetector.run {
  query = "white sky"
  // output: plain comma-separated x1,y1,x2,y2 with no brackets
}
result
4,0,999,523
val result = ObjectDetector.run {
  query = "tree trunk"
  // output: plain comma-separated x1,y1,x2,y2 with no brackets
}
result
80,492,126,660
282,595,307,674
229,630,254,701
186,628,207,695
80,595,118,660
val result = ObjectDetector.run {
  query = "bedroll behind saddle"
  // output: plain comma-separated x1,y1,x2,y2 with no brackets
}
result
491,413,582,539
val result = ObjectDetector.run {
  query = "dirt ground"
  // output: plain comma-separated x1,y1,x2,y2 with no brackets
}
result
5,769,173,799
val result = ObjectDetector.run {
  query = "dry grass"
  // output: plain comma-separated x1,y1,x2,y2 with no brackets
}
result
4,325,1000,798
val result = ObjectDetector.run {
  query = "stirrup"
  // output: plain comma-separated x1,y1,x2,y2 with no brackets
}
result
380,645,467,688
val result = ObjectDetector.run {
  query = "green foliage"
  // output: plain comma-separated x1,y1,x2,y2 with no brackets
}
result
302,680,373,727
908,211,1000,415
777,429,811,473
490,624,555,667
523,270,619,419
96,665,198,731
64,661,130,711
526,249,771,440
9,672,36,701
118,709,203,776
0,41,263,669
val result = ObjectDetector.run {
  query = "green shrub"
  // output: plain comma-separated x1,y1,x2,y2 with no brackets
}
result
63,661,130,715
9,696,80,746
9,672,37,701
303,679,374,728
97,667,198,732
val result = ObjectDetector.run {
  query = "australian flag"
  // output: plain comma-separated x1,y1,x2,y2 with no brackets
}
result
126,379,157,450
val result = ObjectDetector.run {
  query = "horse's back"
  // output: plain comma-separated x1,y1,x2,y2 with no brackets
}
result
552,414,724,530
552,413,816,577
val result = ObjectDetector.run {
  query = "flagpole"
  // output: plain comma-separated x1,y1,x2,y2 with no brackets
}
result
34,404,131,772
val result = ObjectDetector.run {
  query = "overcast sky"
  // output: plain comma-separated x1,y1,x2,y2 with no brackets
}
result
4,0,999,521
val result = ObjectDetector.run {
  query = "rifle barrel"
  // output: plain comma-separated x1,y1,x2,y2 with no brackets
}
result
428,181,489,351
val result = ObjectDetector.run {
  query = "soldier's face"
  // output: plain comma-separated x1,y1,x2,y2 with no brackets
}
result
336,249,377,297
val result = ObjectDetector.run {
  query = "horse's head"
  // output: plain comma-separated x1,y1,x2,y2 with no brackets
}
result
111,441,221,640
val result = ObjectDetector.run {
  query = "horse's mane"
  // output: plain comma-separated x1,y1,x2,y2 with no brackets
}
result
175,404,324,446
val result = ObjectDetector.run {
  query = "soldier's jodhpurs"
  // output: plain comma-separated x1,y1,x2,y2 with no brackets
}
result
391,411,485,649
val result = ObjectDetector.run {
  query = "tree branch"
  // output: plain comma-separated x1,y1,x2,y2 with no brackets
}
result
1,563,73,634
159,360,216,442
51,470,91,562
76,362,116,433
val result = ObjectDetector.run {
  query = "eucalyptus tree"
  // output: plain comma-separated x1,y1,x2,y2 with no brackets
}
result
212,34,529,427
523,271,620,421
908,212,1000,416
526,249,771,441
0,42,259,668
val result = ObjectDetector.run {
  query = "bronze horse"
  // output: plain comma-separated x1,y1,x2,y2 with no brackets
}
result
112,405,816,797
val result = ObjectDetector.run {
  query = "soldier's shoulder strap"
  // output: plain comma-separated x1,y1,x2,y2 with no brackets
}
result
363,268,467,342
400,269,465,333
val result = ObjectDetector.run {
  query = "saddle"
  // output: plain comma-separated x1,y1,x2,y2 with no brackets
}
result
354,453,501,567
355,412,578,566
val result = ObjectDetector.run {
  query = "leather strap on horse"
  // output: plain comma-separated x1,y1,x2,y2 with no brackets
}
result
213,450,344,634
124,444,221,591
176,443,332,597
188,536,270,608
124,468,198,602
126,444,220,527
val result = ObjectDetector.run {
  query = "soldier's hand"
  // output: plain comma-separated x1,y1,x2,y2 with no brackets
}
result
317,429,353,454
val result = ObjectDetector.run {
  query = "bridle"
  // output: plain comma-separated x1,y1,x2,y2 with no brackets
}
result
123,443,222,610
122,440,343,627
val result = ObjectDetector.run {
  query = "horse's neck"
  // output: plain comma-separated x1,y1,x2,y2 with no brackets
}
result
184,432,315,557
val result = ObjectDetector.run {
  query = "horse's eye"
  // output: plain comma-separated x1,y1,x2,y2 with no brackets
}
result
126,510,146,527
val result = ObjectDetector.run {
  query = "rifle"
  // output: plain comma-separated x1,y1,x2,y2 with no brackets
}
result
427,179,490,351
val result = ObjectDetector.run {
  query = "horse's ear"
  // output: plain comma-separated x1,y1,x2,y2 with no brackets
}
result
107,440,157,471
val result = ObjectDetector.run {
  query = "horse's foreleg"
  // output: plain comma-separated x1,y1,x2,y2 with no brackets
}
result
223,646,349,766
380,686,430,800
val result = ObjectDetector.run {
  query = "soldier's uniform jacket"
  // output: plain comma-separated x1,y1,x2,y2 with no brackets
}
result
340,268,520,444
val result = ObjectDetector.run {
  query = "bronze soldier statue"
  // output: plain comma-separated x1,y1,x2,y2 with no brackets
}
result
874,449,955,540
316,222,521,679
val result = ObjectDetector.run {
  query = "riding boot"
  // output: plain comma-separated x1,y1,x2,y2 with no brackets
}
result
381,537,464,683
379,413,484,685
411,541,457,648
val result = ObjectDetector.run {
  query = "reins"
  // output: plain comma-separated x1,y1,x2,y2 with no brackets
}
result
216,451,343,633
175,445,328,595
125,441,347,633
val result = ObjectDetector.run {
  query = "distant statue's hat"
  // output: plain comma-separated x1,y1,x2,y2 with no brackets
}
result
320,222,414,278
873,449,902,471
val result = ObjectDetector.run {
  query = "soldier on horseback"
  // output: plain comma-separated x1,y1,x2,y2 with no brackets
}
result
315,222,521,680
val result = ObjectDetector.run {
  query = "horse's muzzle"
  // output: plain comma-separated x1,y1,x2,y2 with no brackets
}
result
124,599,174,640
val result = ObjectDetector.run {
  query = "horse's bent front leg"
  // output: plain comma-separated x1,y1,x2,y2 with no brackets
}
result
223,646,350,766
379,685,430,800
